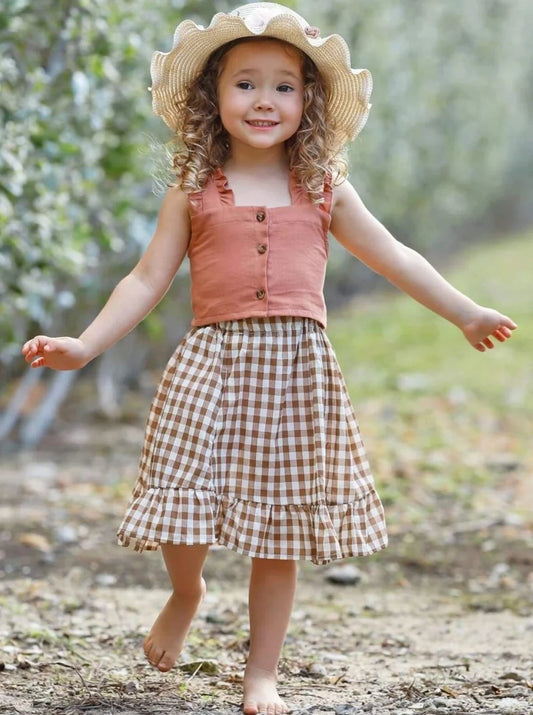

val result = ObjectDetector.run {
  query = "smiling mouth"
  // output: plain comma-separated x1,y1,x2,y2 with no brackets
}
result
246,120,279,127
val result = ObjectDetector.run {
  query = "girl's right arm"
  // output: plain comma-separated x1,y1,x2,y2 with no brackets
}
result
22,186,191,370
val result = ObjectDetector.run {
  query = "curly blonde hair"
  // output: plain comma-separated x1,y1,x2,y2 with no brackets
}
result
171,37,348,203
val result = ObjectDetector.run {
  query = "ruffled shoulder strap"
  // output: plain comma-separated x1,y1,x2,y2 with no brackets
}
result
187,168,234,217
212,168,235,206
187,187,204,217
289,170,333,214
320,172,333,215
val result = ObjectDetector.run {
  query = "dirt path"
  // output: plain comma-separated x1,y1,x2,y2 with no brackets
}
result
1,572,532,714
1,422,532,714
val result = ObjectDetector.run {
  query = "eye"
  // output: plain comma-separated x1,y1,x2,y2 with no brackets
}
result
236,81,253,90
277,84,294,93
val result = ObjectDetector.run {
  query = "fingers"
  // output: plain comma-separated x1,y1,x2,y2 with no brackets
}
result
493,326,513,342
497,320,515,333
22,336,40,356
492,323,516,343
502,316,518,330
21,336,65,366
22,336,49,362
473,319,517,351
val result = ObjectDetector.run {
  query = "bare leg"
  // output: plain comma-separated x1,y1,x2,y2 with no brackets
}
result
143,543,210,672
243,558,298,714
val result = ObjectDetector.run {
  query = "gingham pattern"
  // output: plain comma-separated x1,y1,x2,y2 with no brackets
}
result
117,316,387,564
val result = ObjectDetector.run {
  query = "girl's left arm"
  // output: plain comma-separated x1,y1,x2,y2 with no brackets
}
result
329,180,517,351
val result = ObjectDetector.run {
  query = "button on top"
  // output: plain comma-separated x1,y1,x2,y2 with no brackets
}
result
256,289,266,300
257,244,267,254
256,211,266,222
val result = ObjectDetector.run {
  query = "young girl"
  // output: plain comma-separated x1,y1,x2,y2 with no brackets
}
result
22,3,516,714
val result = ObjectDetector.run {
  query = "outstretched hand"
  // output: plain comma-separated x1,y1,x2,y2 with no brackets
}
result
461,309,517,352
21,336,90,371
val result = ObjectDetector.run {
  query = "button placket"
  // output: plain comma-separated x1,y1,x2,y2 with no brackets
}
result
255,209,267,302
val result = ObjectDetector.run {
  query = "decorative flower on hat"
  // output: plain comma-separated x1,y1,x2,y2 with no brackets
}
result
241,6,273,33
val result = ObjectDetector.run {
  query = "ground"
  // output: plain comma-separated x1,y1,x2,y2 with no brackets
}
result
2,234,532,714
1,416,532,715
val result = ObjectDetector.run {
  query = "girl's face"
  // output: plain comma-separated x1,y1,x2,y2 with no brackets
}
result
217,39,304,157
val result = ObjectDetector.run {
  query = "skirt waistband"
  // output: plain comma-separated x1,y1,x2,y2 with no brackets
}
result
209,316,321,335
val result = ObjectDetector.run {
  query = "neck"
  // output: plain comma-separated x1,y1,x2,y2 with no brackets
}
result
225,142,289,175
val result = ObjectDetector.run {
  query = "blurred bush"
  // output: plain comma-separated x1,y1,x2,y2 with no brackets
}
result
1,0,532,372
1,0,160,367
305,0,533,300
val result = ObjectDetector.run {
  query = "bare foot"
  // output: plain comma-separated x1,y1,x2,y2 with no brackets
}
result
243,664,290,714
143,577,206,672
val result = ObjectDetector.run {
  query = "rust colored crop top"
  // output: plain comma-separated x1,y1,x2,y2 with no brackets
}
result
186,168,332,329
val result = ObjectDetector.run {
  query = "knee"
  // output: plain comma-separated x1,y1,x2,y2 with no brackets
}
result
251,558,298,576
172,577,206,601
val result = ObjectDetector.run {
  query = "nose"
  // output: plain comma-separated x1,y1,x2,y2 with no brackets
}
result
253,92,274,111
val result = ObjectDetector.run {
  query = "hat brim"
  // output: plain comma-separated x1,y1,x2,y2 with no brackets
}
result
150,11,372,144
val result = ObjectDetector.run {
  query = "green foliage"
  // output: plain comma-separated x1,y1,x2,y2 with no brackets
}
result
1,0,532,372
302,0,533,286
304,0,533,237
0,0,175,363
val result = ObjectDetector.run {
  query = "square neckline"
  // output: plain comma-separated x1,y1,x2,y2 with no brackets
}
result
214,167,301,209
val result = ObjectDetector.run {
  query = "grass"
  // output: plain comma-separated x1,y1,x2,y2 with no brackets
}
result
328,229,531,408
327,229,532,524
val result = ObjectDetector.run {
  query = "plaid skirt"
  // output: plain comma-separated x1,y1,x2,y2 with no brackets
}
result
117,316,387,565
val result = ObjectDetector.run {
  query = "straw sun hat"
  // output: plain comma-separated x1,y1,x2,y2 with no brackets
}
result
150,2,372,145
